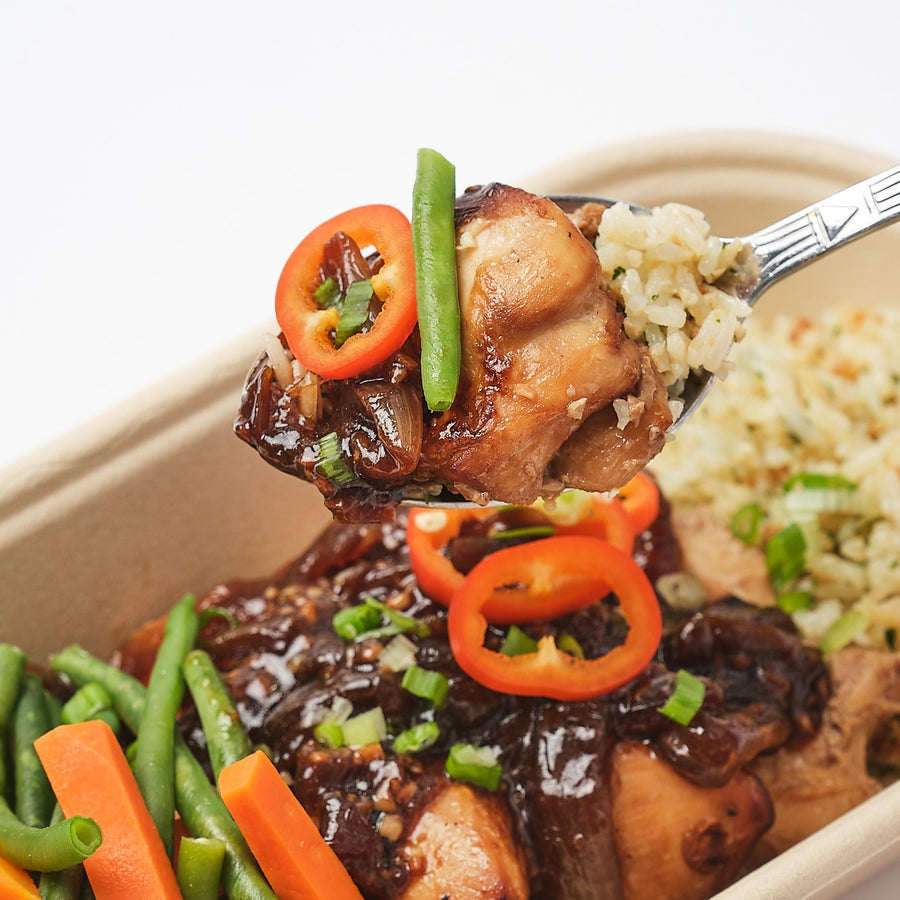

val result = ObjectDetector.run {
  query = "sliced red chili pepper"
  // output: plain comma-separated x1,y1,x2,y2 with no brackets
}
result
275,205,418,379
407,495,635,612
616,471,661,534
447,536,661,700
406,507,498,606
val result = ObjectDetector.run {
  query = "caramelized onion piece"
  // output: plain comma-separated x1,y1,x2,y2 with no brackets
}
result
352,380,423,480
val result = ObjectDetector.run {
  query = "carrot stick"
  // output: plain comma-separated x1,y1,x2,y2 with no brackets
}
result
33,720,182,900
0,854,41,898
218,750,363,900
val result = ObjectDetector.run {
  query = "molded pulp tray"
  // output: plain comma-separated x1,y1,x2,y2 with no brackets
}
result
2,131,899,899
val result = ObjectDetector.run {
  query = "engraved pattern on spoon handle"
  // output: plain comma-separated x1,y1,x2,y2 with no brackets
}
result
744,165,900,301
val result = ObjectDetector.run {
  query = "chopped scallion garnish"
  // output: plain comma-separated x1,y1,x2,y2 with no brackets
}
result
313,276,340,308
819,609,868,656
341,707,388,748
490,525,556,542
445,743,503,791
378,634,419,673
401,665,449,708
500,625,538,657
313,720,344,749
333,604,383,641
730,502,763,546
776,590,812,614
361,597,430,641
393,721,440,755
765,523,806,590
659,669,706,726
783,472,857,492
314,432,355,487
557,633,585,659
334,278,373,347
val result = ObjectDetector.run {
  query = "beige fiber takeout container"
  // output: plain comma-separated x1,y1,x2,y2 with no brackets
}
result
2,131,899,899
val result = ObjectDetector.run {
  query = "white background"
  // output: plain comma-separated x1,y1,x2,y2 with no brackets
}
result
1,3,899,896
3,0,899,471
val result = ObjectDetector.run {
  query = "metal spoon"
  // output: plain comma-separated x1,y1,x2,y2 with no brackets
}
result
246,167,900,508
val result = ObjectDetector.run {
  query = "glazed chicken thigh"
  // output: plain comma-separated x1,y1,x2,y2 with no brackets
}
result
418,184,669,505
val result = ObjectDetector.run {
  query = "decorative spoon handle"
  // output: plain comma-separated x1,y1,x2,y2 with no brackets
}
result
743,164,900,301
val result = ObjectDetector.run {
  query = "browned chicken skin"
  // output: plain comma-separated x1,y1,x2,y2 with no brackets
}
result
420,184,670,505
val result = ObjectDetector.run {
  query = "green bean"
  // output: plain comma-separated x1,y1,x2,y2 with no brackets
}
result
0,643,27,801
52,646,276,900
182,649,250,779
412,147,461,411
38,806,86,900
134,593,199,858
176,835,226,900
0,796,101,872
50,647,145,734
60,683,120,735
174,742,276,900
12,673,54,828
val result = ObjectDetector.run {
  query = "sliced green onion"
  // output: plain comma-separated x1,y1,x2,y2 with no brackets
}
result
334,278,373,347
819,609,868,656
886,627,897,652
557,633,585,660
393,721,440,755
341,707,388,748
360,597,430,640
659,669,706,726
314,432,355,487
445,743,502,791
765,523,807,590
333,603,383,641
490,525,556,542
783,472,857,492
401,665,449,708
313,720,345,749
655,571,707,611
313,276,340,308
777,590,812,614
500,625,538,657
730,502,763,545
378,634,418,673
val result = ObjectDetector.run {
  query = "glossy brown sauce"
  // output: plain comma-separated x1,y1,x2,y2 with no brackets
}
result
114,502,829,898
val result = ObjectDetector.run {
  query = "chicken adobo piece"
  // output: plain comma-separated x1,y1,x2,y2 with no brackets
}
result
112,493,900,900
235,183,672,522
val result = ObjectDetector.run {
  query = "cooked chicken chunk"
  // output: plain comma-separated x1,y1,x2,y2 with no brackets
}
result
549,346,673,493
399,784,528,900
610,742,773,900
419,183,671,505
668,504,775,606
750,646,900,859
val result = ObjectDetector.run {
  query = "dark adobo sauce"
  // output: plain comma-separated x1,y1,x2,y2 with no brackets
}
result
114,500,830,898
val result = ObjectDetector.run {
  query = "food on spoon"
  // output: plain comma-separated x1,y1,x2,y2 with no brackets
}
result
235,151,750,521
